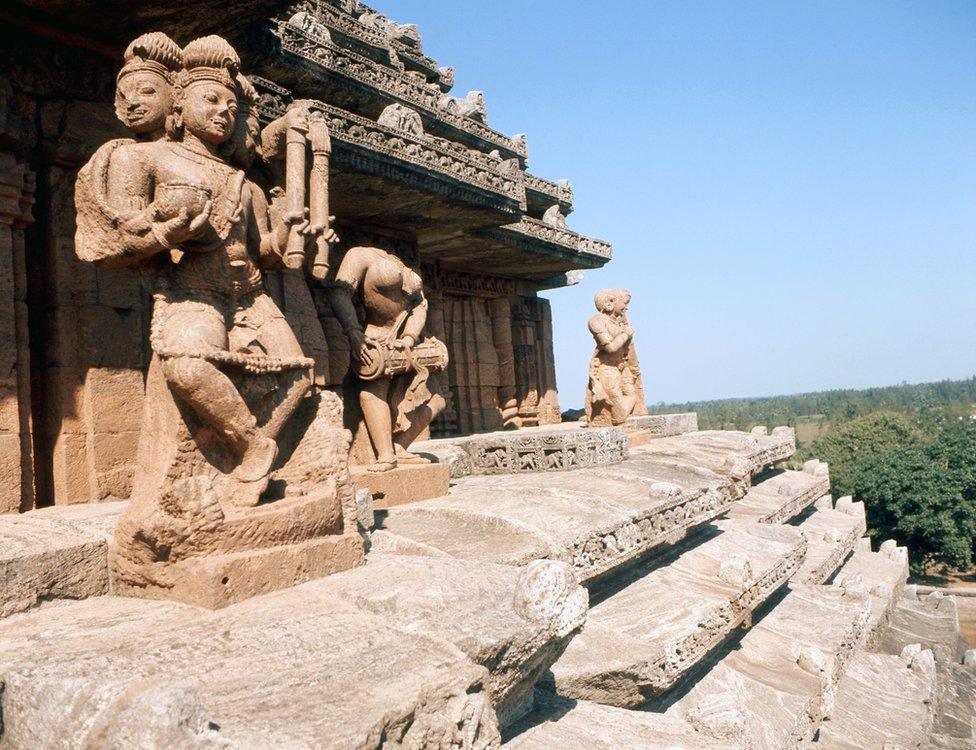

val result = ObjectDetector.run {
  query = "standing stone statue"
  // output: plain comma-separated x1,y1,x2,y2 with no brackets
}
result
327,246,448,472
584,289,647,427
73,34,363,607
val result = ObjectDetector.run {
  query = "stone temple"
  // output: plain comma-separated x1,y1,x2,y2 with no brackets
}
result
0,2,973,748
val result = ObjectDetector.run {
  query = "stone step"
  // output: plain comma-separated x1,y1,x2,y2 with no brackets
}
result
503,691,726,749
0,553,587,746
0,501,124,619
791,496,866,584
631,427,795,499
308,553,587,728
373,454,737,583
831,538,909,643
880,589,968,666
927,661,976,749
808,645,937,749
546,521,805,707
728,463,829,524
655,584,871,749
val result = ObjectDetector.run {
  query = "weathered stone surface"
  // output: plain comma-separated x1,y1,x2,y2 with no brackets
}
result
547,521,805,707
0,591,501,748
792,498,866,584
350,462,451,508
658,585,871,749
880,590,968,667
504,692,726,749
632,427,795,498
728,465,829,524
0,501,123,618
374,458,735,582
927,661,976,749
624,412,698,438
810,647,937,749
316,554,587,728
831,539,909,643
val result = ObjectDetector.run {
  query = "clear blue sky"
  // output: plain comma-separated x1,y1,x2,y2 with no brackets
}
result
390,0,976,406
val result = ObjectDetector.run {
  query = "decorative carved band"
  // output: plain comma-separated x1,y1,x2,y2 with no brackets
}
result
525,173,574,209
463,427,628,475
477,217,614,262
275,21,527,159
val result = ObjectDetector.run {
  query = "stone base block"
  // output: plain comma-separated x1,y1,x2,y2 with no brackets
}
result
0,501,124,619
111,532,364,609
625,412,699,437
351,462,451,509
625,430,653,448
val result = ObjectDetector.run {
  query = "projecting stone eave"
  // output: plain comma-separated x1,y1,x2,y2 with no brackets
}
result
253,82,525,234
525,174,574,218
419,217,612,281
267,19,528,163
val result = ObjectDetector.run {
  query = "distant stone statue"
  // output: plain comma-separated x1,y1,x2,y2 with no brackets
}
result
73,34,363,607
327,246,448,471
584,289,647,427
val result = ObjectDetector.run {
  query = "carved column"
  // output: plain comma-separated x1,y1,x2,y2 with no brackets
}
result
512,296,540,427
489,296,518,428
0,152,35,512
426,291,457,436
534,297,561,424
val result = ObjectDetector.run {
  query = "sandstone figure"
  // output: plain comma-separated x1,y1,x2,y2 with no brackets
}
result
328,246,447,471
584,289,647,427
73,34,363,605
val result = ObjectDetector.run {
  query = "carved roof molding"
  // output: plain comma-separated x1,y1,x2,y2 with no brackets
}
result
476,217,613,263
525,173,574,212
253,83,525,208
275,20,527,160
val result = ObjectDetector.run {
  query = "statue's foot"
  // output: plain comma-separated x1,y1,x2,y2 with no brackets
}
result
233,434,278,484
394,445,429,465
368,458,397,473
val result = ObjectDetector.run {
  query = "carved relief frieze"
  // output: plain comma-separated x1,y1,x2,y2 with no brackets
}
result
275,21,527,158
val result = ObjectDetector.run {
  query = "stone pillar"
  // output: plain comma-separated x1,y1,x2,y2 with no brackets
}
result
534,297,561,425
0,152,35,512
489,296,518,428
426,292,457,436
512,296,540,427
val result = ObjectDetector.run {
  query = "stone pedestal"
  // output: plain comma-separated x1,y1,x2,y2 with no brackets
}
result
351,462,451,509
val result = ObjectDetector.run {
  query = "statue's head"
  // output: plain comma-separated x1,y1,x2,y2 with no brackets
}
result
114,32,182,137
594,289,630,316
172,35,240,146
225,74,261,168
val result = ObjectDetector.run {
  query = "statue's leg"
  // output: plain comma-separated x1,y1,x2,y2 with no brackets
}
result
619,367,638,420
155,297,274,483
359,378,396,471
232,292,311,441
392,385,446,460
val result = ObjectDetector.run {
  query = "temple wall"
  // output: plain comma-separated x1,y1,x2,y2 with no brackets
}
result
0,29,565,511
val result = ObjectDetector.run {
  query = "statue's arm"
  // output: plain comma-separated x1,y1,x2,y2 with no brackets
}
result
100,145,169,266
326,247,369,337
399,270,427,345
589,316,631,354
248,182,284,267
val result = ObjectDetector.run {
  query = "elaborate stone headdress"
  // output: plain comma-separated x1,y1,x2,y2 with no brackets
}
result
180,35,240,89
117,32,183,83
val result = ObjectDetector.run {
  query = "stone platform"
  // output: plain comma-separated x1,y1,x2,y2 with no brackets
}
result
728,463,829,524
792,496,866,584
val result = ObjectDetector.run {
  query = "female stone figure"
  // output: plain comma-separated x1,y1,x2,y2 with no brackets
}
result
328,246,447,471
77,35,313,500
584,289,645,427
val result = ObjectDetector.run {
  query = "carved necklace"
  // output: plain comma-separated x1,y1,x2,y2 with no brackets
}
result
163,141,245,242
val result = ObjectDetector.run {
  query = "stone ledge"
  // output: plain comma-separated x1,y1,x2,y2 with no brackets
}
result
656,584,872,748
547,521,805,707
0,550,590,745
792,496,867,584
0,501,124,619
374,455,735,583
728,465,830,525
831,539,909,644
351,462,451,509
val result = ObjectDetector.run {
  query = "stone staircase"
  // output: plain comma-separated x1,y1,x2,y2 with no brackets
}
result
2,419,974,748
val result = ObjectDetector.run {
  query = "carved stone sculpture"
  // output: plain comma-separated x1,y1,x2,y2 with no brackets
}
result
73,34,363,607
328,246,448,473
584,289,648,427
